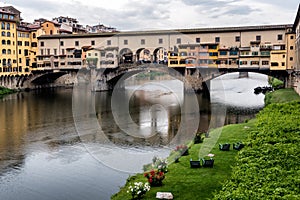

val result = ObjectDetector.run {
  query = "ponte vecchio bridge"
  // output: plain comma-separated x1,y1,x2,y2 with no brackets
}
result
0,24,298,91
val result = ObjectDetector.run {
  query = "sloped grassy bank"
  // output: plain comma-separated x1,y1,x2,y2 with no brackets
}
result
0,86,15,96
111,89,300,200
213,92,300,199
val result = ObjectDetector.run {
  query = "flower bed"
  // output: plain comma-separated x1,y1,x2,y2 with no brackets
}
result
144,169,165,186
127,182,150,200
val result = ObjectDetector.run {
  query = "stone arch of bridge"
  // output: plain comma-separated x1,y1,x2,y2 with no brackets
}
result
119,48,133,64
153,47,167,64
136,48,151,62
30,71,67,85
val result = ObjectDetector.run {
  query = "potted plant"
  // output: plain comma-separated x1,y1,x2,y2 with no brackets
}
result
194,132,205,144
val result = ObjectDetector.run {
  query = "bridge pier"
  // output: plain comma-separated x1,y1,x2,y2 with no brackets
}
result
184,68,203,92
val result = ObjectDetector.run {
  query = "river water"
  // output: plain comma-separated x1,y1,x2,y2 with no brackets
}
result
0,72,267,200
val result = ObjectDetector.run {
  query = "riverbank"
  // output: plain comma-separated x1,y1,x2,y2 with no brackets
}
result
111,88,300,200
0,86,15,96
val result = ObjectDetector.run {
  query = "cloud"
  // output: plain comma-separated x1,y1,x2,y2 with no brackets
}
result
222,5,259,16
181,0,238,8
1,0,299,30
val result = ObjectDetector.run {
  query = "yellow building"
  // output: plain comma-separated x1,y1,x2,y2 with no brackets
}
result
40,21,60,35
0,7,18,75
0,6,38,77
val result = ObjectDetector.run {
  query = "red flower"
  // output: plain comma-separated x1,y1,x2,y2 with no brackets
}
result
150,170,155,176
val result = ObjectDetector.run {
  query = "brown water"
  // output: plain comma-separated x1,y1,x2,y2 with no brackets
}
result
0,73,267,200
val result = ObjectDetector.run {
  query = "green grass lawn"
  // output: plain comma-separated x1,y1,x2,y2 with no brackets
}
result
111,119,256,200
265,88,300,105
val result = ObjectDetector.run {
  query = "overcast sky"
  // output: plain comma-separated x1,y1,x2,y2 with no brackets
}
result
0,0,299,31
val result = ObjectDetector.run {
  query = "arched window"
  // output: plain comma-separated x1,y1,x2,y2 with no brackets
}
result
7,32,10,37
2,49,6,54
8,59,11,65
7,49,11,54
1,31,5,36
33,33,36,38
6,23,10,30
7,40,11,45
1,22,5,29
2,40,6,45
3,59,6,66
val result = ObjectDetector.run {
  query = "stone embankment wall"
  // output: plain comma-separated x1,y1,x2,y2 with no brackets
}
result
293,76,300,95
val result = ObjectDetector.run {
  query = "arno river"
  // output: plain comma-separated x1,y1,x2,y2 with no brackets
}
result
0,72,267,200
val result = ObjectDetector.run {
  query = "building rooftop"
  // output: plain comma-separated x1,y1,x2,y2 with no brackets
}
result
38,24,293,39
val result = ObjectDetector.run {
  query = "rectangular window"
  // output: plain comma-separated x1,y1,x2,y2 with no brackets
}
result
177,38,181,44
290,46,294,50
219,51,227,56
252,51,259,56
19,49,21,54
26,59,30,66
262,61,269,65
25,41,30,46
19,58,22,63
75,41,79,46
159,38,163,44
282,62,285,66
61,49,65,55
256,35,261,41
229,51,238,56
107,40,111,45
251,61,259,65
240,61,247,65
209,52,218,56
24,49,28,56
17,41,22,46
60,41,64,46
141,39,145,45
271,62,279,66
277,34,283,40
124,40,128,45
40,41,44,47
54,49,57,55
91,40,95,45
199,52,209,57
47,49,50,55
40,49,44,55
196,38,200,43
235,36,240,42
290,57,293,61
290,35,294,39
215,37,220,43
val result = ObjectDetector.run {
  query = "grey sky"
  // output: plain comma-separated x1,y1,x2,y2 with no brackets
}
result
0,0,299,30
